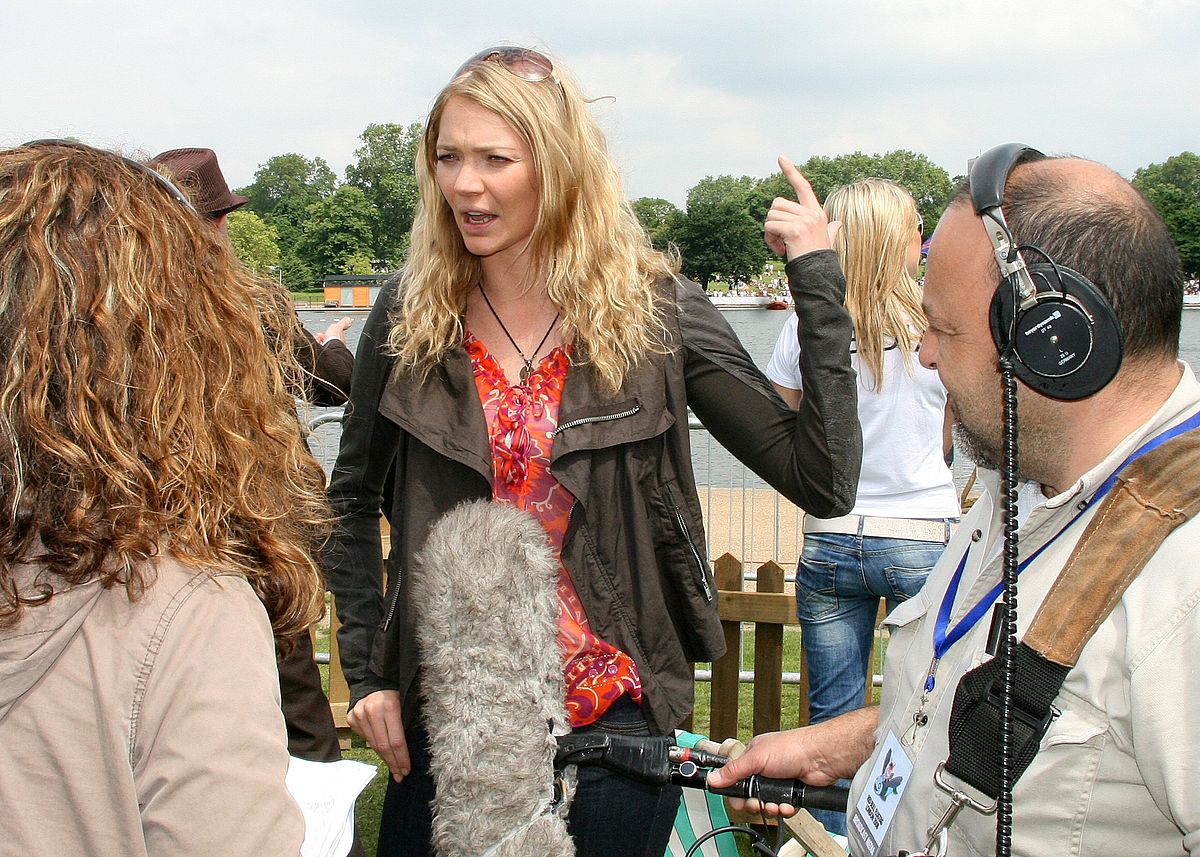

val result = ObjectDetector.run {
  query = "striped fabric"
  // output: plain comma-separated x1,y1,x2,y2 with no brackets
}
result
664,731,740,857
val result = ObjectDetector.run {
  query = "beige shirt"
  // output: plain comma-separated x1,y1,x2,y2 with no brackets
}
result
0,557,304,857
849,362,1200,857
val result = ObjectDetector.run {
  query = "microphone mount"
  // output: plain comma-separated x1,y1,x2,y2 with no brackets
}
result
554,732,849,816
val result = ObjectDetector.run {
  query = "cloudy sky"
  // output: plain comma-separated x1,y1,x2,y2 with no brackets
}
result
5,0,1197,206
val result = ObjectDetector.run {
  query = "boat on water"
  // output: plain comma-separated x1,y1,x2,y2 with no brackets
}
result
1186,293,1200,310
708,292,790,310
305,288,793,312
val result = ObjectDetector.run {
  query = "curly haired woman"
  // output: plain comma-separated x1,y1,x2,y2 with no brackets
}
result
0,141,329,857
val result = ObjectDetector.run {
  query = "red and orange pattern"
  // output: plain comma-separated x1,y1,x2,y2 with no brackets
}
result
466,333,642,727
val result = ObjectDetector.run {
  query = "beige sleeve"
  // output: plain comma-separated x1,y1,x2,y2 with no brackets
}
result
132,572,304,857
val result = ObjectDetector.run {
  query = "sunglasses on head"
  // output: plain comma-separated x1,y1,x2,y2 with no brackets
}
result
21,138,198,213
452,46,555,83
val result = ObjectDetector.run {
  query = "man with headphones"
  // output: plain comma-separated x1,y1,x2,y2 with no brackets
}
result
711,145,1199,856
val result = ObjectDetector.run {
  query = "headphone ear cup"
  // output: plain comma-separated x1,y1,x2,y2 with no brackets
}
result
989,264,1123,401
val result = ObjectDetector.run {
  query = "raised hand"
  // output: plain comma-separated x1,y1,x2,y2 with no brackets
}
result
764,155,843,261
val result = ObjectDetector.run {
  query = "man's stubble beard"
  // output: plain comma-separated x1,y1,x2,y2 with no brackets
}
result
952,389,1068,488
954,417,1003,473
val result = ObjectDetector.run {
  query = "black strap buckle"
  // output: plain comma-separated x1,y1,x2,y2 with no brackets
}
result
943,643,1065,799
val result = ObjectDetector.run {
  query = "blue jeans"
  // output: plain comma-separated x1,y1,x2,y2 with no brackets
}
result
795,530,949,835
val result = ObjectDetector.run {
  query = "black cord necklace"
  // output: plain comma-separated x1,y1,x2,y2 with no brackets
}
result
479,284,560,385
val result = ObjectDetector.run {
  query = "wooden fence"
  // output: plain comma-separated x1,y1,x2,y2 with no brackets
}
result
703,552,809,740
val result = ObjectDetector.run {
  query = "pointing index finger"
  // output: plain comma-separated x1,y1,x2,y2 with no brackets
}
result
778,155,820,210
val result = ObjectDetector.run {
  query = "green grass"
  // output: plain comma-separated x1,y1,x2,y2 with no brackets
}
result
690,626,804,742
343,740,390,854
313,609,389,854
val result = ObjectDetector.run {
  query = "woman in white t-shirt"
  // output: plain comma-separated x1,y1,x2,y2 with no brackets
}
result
765,178,958,834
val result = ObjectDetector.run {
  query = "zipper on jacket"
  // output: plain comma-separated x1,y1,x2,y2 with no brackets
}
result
551,404,641,437
667,501,713,602
380,573,402,632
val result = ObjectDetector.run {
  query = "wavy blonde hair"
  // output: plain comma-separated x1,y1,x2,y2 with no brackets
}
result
0,142,328,640
824,179,926,390
390,50,677,394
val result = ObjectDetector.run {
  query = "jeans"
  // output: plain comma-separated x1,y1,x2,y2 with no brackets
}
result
565,696,683,857
376,697,681,857
376,722,434,857
795,530,950,835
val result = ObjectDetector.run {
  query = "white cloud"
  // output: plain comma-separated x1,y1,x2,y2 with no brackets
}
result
3,0,1197,204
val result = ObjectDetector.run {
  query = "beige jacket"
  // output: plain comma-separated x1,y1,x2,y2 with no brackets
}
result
849,362,1200,857
0,556,304,857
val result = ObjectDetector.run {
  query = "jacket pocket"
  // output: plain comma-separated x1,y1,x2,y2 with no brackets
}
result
660,480,713,603
959,692,1106,857
877,587,933,717
552,399,643,438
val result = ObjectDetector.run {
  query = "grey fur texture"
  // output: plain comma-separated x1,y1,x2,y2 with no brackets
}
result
412,500,576,857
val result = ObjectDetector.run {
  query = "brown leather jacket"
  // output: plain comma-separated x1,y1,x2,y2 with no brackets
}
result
326,250,861,734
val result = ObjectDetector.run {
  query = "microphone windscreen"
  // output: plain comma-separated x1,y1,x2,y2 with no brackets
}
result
412,499,575,857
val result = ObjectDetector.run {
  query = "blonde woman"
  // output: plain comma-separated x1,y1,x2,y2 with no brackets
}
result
0,141,329,857
326,46,861,857
765,178,958,834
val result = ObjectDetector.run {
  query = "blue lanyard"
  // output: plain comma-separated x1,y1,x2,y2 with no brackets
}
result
926,410,1200,692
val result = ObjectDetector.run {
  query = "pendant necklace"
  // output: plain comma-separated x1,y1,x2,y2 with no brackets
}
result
479,283,560,385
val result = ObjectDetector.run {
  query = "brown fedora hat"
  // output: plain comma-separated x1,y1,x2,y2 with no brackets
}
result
151,147,249,218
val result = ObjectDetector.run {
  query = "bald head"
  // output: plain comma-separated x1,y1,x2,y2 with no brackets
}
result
1022,157,1139,198
956,154,1183,364
957,156,1157,218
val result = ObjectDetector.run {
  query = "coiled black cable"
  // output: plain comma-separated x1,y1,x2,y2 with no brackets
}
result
997,356,1020,857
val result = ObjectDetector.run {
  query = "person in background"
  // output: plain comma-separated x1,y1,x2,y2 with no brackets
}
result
712,150,1198,857
324,45,862,857
0,140,328,856
153,147,355,406
764,179,958,835
154,148,354,773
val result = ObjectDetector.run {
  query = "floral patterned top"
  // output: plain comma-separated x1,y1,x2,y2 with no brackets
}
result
465,332,643,727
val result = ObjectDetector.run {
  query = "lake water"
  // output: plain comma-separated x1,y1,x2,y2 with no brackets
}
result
297,307,794,373
299,307,1200,486
300,307,1200,386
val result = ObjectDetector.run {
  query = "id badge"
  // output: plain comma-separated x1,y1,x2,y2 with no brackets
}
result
849,731,913,857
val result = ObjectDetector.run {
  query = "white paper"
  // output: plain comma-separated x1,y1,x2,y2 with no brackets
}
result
286,756,379,857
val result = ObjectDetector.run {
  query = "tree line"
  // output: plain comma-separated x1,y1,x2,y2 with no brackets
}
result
229,122,422,290
227,125,1200,289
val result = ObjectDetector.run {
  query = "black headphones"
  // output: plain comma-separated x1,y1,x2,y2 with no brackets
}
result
969,143,1123,400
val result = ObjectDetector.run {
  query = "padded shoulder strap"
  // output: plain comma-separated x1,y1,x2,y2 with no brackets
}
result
1024,426,1200,667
